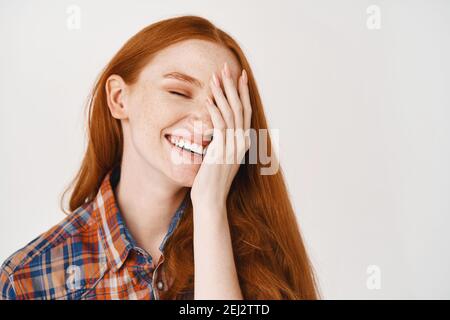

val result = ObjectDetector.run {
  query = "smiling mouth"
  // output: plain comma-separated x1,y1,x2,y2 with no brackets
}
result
164,134,209,156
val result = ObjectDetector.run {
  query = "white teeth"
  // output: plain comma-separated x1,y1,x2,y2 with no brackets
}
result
168,135,204,155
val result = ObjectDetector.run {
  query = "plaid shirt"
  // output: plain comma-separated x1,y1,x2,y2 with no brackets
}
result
0,166,192,300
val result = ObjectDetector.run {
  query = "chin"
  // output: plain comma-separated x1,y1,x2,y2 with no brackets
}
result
169,164,200,187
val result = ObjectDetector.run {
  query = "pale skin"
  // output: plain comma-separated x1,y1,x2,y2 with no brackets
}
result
105,39,251,299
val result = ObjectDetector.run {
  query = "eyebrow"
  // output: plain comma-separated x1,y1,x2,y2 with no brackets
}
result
162,71,204,88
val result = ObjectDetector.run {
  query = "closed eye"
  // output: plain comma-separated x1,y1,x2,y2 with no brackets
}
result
169,91,189,98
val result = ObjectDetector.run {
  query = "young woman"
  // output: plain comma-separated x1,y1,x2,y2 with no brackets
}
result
0,15,319,300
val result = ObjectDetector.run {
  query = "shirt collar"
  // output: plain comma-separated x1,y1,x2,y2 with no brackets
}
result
93,165,189,272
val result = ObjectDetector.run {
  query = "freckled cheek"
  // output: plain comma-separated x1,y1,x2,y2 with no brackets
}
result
129,99,174,149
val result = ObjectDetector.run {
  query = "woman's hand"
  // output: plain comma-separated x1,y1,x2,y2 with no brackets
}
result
190,62,252,210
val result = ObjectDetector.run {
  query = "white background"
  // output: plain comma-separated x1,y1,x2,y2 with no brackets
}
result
1,0,449,299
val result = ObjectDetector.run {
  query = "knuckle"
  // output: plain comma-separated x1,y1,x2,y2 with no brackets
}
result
225,114,234,124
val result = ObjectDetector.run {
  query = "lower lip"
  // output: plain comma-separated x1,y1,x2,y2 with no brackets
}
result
165,135,205,163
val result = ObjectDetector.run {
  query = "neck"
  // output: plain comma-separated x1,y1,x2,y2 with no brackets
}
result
115,155,188,258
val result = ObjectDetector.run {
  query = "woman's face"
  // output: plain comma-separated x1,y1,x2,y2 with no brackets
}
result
112,39,241,187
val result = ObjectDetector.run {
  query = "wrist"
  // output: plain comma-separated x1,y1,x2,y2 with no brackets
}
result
192,197,226,211
193,201,227,219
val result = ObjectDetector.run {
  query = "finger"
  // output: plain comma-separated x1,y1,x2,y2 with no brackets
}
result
205,97,226,158
238,69,252,132
221,62,244,129
238,69,252,150
225,128,235,164
234,127,246,164
210,72,234,130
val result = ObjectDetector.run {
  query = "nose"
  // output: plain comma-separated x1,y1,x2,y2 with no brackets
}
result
189,93,214,130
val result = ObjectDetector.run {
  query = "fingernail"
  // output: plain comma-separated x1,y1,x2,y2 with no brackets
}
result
212,73,220,87
242,69,247,84
224,62,231,78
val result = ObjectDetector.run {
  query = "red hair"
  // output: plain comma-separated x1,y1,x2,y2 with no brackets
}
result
61,15,319,299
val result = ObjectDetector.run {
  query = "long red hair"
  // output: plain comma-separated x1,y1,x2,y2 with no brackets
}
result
61,15,319,299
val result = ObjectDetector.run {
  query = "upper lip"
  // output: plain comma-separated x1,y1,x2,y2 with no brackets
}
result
165,133,212,147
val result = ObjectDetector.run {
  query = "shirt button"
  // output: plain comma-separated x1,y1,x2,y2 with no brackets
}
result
157,280,164,290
